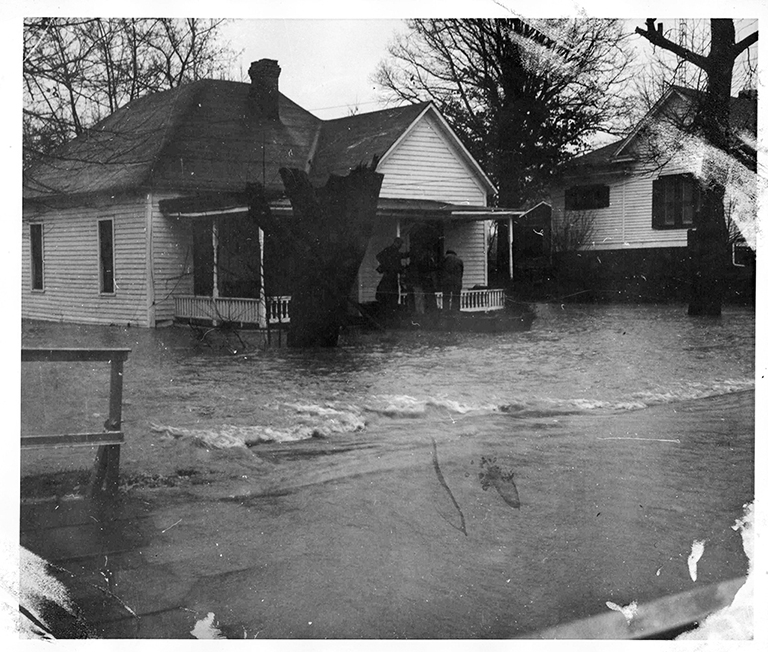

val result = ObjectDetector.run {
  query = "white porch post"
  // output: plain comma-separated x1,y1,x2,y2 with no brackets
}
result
211,219,219,299
211,219,219,326
258,227,267,328
508,217,514,280
145,193,156,327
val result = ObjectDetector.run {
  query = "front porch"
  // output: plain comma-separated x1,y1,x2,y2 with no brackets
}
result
174,295,290,328
173,288,505,327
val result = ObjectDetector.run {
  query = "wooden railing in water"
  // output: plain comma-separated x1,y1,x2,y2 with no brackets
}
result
175,289,503,327
21,348,131,496
174,295,293,326
174,295,263,327
265,296,291,324
433,288,505,312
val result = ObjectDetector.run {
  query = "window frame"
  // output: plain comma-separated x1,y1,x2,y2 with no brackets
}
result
98,218,115,295
564,184,610,211
29,222,44,291
652,174,701,230
732,240,753,268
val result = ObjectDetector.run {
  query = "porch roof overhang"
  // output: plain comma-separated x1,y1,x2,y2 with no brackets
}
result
375,198,524,222
159,192,251,218
159,193,524,222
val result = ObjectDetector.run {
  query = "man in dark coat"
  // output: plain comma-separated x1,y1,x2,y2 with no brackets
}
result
375,237,408,312
441,250,464,311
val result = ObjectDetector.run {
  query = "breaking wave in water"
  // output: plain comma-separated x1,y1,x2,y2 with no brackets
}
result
150,403,367,448
150,377,754,448
359,376,754,422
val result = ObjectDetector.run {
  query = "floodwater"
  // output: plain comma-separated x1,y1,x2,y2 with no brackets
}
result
19,303,755,638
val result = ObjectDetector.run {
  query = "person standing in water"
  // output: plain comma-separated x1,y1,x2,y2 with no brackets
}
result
375,237,409,312
441,250,464,312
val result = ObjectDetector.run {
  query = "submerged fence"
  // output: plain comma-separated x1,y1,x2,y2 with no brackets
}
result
21,347,131,495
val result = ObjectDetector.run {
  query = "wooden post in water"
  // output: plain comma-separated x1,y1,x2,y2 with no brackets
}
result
90,355,124,496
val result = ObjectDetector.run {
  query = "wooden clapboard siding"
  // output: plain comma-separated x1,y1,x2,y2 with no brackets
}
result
22,194,150,326
150,193,195,323
444,222,487,288
553,157,692,252
357,219,487,302
357,219,399,303
357,111,489,302
378,113,487,205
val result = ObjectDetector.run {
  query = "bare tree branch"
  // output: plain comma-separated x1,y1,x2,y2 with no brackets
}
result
635,19,710,70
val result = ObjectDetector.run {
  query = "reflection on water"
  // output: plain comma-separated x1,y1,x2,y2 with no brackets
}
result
20,304,755,638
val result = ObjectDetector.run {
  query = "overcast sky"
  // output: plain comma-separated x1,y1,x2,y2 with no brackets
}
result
10,2,763,121
220,14,760,121
222,19,405,119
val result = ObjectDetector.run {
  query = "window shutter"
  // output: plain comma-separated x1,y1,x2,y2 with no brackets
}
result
652,178,662,228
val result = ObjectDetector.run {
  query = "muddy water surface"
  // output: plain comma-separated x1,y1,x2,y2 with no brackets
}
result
20,304,755,638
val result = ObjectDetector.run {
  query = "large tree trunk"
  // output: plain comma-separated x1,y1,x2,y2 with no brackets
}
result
687,185,730,316
687,22,736,317
634,19,757,317
250,163,383,347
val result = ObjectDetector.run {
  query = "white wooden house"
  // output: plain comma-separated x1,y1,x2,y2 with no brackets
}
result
23,59,519,328
547,86,756,300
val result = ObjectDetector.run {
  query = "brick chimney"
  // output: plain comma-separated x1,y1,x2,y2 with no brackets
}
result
248,59,281,120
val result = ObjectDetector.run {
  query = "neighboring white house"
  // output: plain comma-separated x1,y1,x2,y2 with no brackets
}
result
547,85,756,300
23,60,520,328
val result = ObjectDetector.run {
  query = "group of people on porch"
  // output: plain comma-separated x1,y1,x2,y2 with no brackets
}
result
375,237,464,314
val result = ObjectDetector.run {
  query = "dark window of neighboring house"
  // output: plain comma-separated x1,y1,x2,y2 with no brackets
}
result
564,184,610,210
732,240,754,267
652,174,700,229
30,223,44,290
98,219,115,293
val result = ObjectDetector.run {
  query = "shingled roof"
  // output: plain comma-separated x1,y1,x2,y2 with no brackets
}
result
564,85,757,172
308,102,431,182
23,70,444,203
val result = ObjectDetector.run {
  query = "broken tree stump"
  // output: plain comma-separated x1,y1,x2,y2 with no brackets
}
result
249,160,383,347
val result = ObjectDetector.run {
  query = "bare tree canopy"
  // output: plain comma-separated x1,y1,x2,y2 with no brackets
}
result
23,18,238,166
375,18,634,207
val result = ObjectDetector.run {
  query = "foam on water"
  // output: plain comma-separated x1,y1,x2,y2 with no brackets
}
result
363,394,501,418
151,402,367,447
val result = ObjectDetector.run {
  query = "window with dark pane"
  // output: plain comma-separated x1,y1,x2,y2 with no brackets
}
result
30,223,44,290
564,184,610,210
98,219,115,293
652,175,700,229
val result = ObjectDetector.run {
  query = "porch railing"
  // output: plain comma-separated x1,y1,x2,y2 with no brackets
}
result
433,288,505,312
266,296,291,324
174,295,291,326
175,289,503,327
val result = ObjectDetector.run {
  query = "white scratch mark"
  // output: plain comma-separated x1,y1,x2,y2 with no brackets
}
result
161,518,182,533
688,540,706,581
598,437,680,443
606,600,638,624
190,612,225,639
